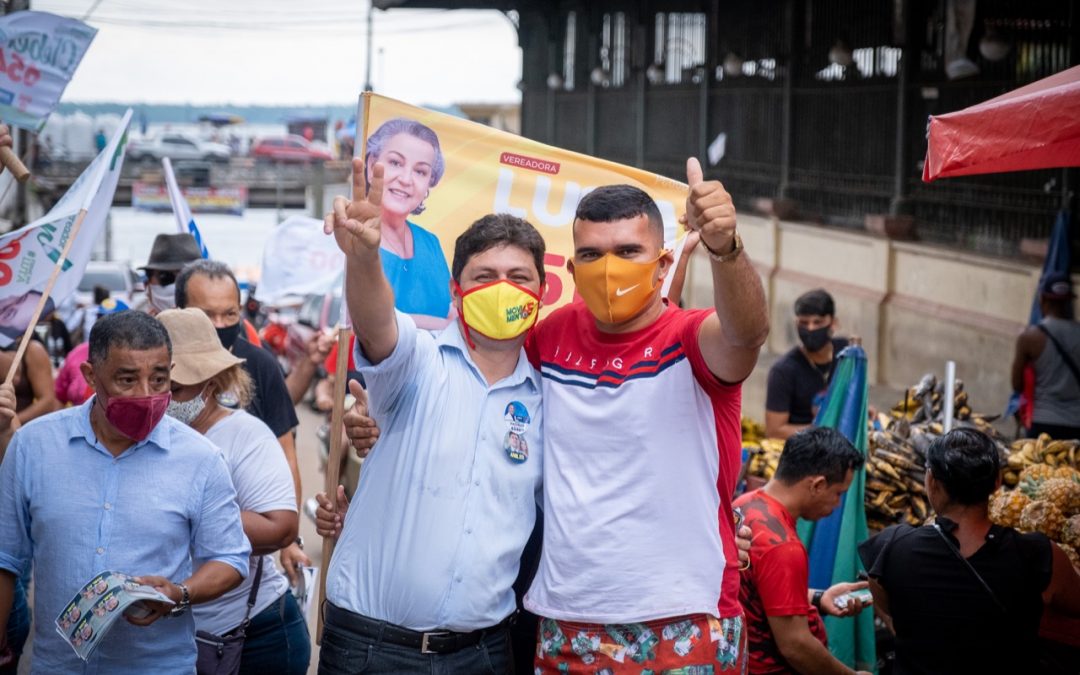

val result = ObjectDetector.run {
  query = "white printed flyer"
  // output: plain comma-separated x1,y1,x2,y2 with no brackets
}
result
55,570,173,661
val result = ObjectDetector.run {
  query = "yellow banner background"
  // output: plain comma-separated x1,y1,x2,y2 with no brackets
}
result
359,93,689,315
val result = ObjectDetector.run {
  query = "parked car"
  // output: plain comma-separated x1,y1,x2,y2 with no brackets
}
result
297,287,342,332
129,133,231,163
250,135,333,163
75,261,141,308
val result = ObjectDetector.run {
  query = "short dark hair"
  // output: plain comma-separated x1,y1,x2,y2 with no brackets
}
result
451,214,546,285
175,259,240,309
92,285,110,306
89,310,171,364
573,185,664,241
794,289,835,317
926,429,1001,505
774,427,865,485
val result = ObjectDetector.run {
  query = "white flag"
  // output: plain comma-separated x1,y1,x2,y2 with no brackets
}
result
0,109,132,346
162,157,209,258
254,215,344,305
0,11,97,132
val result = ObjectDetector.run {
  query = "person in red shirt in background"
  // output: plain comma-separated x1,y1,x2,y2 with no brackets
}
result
55,299,130,407
734,426,873,675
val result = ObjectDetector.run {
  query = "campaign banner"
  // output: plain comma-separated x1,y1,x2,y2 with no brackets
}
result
354,93,689,321
132,181,247,218
255,215,345,305
0,109,131,347
0,11,96,132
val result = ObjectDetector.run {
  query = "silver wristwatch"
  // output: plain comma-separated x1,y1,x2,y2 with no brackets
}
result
168,583,191,617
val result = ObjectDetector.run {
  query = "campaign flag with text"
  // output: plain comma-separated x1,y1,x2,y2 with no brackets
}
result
353,93,690,321
0,11,97,132
255,215,345,305
0,109,131,346
163,157,210,258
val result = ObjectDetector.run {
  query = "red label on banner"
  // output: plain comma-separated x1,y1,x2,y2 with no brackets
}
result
500,152,561,175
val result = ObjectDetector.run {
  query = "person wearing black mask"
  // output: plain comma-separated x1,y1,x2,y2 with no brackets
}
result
174,260,310,584
765,289,848,439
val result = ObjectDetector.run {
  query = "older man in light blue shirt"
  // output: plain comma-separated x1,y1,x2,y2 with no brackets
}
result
319,168,547,675
0,311,250,674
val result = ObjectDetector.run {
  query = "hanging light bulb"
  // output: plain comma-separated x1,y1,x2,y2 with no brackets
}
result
646,62,664,84
722,52,744,77
979,29,1010,62
546,73,564,90
828,40,853,67
590,66,608,86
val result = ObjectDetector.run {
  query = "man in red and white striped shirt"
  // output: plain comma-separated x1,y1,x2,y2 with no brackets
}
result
525,158,769,674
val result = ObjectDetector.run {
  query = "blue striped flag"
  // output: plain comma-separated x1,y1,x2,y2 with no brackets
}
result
162,157,210,258
797,345,876,672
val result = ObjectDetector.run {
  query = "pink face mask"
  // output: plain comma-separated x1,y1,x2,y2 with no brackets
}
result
102,392,172,442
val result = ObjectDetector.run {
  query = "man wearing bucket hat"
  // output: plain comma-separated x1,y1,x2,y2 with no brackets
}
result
158,309,309,674
1011,271,1080,440
139,233,203,315
0,310,250,673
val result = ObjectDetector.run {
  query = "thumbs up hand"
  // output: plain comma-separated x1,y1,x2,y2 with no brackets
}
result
343,379,380,457
683,157,737,255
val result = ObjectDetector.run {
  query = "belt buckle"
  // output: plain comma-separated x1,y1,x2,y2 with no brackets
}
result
420,631,449,654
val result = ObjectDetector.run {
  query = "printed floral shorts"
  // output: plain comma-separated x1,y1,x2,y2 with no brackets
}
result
534,614,747,675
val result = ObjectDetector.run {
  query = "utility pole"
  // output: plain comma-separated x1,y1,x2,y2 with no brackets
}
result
364,3,374,91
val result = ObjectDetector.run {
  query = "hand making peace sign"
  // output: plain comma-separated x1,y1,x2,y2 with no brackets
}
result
323,157,386,257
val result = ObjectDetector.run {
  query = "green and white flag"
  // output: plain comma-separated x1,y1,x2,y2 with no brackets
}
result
0,108,131,346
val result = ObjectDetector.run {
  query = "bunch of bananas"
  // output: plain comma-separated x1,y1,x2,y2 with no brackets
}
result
741,417,766,446
1002,435,1080,486
864,426,931,530
744,438,783,480
890,373,1001,433
740,372,1038,534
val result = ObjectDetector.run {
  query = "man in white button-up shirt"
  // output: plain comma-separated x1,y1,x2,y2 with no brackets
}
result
317,160,547,674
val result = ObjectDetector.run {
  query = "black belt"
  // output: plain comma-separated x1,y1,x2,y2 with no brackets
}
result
324,602,513,655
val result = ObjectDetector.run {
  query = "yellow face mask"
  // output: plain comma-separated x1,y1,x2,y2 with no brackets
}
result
572,252,666,324
455,279,541,343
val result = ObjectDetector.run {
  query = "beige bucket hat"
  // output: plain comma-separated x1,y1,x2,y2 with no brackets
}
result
157,308,245,386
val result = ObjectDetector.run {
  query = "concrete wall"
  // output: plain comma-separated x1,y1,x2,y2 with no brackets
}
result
682,215,1077,418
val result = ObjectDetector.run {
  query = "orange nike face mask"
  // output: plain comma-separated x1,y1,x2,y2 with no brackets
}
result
571,251,667,324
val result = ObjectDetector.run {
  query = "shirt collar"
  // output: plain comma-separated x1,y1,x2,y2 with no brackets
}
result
72,396,172,454
435,321,539,393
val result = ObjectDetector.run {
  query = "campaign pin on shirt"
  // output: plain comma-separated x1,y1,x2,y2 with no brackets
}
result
503,400,531,463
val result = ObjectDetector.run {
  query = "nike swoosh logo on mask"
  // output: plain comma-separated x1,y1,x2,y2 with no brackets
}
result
615,285,640,297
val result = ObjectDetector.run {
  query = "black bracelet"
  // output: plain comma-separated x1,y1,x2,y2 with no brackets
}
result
811,590,824,609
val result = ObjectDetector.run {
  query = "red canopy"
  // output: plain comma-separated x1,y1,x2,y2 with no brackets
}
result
923,64,1080,182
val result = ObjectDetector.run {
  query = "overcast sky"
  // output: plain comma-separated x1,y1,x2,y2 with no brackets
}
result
33,0,523,106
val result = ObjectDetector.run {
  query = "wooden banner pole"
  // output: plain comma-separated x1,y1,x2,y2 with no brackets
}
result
316,326,353,644
316,96,368,643
0,146,30,183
